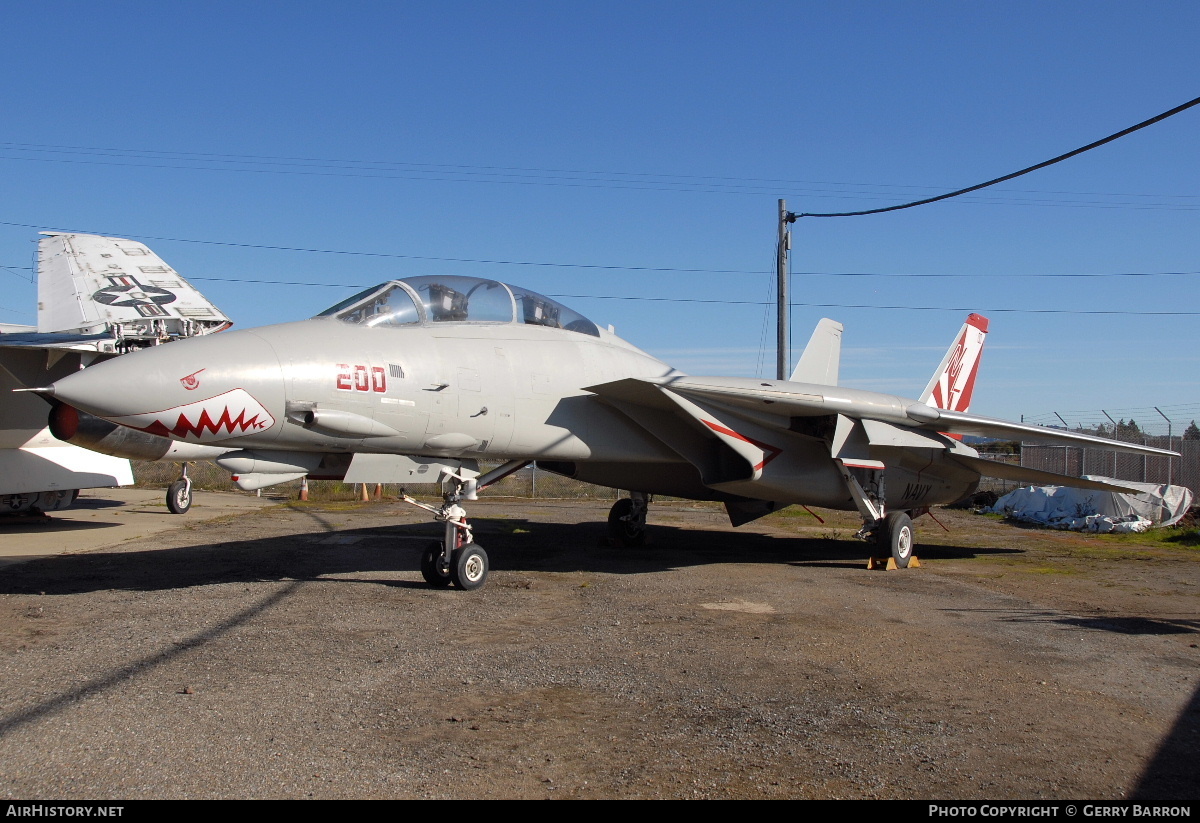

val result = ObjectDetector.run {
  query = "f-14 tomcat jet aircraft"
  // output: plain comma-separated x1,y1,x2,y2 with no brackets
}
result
37,274,1175,589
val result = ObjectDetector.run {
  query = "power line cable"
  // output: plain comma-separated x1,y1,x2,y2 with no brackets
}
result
0,221,767,275
0,265,33,282
175,275,1200,315
799,94,1200,218
2,140,1199,209
3,223,1199,280
549,294,1200,316
5,140,1199,201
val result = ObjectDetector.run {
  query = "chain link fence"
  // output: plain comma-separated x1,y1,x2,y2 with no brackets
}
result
1017,406,1200,492
1020,437,1199,492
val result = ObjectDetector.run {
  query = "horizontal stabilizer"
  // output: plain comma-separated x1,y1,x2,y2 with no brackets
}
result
790,319,842,385
950,454,1143,494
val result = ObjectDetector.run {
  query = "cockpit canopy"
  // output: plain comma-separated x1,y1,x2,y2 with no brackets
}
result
317,275,601,337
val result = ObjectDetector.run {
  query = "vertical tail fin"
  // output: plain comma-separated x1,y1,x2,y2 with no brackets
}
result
789,318,843,385
36,233,233,338
920,313,988,413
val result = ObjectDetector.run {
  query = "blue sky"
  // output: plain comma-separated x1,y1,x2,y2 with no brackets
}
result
1,2,1197,431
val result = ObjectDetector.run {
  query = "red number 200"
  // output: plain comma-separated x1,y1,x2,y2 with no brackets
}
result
336,364,386,393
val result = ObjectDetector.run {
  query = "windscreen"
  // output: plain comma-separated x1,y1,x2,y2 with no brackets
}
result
320,283,421,326
402,276,514,323
510,287,600,336
317,277,600,336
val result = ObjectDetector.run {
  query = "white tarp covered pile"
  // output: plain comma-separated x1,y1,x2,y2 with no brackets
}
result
988,478,1194,533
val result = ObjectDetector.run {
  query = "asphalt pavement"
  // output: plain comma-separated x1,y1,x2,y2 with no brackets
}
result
0,487,276,568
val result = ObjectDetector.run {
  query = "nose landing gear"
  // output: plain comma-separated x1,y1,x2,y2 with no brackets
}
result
401,459,529,590
166,463,193,514
405,488,488,590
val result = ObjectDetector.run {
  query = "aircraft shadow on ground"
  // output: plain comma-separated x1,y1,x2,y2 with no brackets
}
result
937,608,1199,637
59,497,129,511
0,513,1022,597
0,579,304,742
1132,679,1200,801
1058,615,1200,635
0,519,123,535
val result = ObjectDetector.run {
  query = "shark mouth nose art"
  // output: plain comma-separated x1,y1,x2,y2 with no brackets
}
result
109,388,276,442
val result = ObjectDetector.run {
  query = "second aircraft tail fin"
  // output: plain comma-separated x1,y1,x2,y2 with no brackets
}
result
919,313,989,413
789,318,843,385
36,233,233,339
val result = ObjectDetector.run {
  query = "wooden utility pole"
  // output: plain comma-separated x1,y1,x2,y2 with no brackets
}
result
776,199,795,380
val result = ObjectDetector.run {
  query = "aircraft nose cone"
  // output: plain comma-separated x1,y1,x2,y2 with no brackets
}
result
49,330,285,443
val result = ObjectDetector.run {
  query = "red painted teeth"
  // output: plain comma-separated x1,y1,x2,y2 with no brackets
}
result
110,388,276,442
137,406,268,439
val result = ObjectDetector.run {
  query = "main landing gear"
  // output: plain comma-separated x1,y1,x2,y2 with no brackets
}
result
834,460,917,569
402,459,530,591
876,510,914,568
608,491,649,547
167,463,193,515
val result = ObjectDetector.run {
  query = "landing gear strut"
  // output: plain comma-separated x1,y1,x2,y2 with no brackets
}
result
167,463,193,515
401,459,529,590
834,460,916,569
608,491,649,547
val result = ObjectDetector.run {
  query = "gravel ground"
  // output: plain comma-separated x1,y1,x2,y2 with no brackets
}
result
0,495,1196,799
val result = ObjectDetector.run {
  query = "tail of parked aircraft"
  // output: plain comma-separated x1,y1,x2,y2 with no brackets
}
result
920,313,988,414
36,233,232,343
789,318,844,385
0,233,235,515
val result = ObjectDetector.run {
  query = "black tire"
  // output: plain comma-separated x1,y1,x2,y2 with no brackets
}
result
167,480,192,515
421,541,453,588
451,543,489,590
878,511,914,568
607,498,646,547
